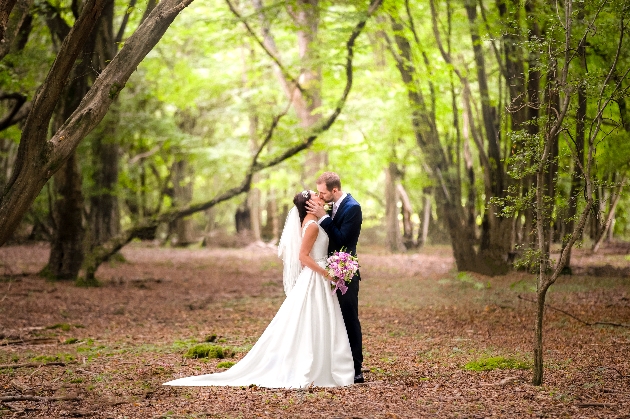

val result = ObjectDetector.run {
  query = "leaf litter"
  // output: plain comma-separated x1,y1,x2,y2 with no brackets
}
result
0,242,629,418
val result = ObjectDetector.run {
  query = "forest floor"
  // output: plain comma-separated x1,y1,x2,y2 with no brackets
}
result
1,242,629,418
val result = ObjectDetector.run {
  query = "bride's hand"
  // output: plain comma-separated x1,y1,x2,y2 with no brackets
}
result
306,198,327,218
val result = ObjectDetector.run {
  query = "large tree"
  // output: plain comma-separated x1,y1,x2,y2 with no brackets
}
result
0,0,194,245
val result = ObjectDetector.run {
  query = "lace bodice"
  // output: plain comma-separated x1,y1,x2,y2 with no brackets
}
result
302,220,329,263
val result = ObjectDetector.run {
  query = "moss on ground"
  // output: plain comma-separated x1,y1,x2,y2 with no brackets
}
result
464,356,531,371
184,344,234,359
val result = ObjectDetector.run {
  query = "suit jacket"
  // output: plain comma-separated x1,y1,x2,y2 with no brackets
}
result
320,194,362,277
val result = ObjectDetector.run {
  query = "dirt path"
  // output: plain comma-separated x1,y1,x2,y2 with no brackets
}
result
1,243,629,418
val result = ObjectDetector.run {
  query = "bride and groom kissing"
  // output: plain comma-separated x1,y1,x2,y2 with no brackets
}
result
164,172,364,388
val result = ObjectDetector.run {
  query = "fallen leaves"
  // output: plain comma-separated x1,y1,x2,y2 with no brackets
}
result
0,244,629,418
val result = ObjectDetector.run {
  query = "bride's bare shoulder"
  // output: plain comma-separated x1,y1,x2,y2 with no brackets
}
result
302,214,318,225
301,215,319,233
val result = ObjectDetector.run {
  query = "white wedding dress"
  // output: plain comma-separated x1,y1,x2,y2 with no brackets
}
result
163,217,354,388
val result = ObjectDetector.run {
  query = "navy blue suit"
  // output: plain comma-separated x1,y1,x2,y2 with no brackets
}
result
319,194,363,376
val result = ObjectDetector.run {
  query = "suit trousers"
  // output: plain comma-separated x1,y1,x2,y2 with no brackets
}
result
336,276,362,376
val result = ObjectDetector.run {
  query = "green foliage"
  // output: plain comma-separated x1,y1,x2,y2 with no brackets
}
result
184,344,234,359
47,323,73,332
454,272,489,290
4,0,630,252
464,356,531,372
216,361,235,368
32,353,75,363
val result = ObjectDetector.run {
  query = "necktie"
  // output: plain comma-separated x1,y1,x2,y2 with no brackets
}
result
332,203,337,219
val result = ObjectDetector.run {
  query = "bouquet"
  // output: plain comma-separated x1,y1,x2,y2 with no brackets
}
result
326,250,359,295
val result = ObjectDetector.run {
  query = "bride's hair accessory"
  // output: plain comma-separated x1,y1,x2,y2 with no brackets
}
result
301,190,310,198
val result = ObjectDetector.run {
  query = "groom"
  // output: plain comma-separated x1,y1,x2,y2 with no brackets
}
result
306,172,364,383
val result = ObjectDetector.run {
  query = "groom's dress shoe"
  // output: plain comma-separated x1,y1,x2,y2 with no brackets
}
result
354,373,364,384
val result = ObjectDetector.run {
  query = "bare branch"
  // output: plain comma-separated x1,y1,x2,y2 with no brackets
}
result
225,0,303,95
128,145,160,165
0,362,73,369
0,92,26,131
115,0,137,45
477,0,507,78
80,0,383,279
0,0,195,246
518,295,630,328
429,0,465,82
0,395,81,402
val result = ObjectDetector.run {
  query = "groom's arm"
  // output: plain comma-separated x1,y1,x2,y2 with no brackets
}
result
319,204,362,250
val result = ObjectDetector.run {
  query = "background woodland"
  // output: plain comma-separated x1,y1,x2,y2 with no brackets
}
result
1,0,630,389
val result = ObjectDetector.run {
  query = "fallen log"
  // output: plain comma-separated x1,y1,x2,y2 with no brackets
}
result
0,362,73,369
0,395,81,402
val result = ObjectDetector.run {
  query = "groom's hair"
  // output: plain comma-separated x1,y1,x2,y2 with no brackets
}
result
293,191,312,223
317,172,341,192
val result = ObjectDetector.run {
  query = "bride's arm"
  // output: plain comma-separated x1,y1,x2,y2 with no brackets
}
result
299,223,332,280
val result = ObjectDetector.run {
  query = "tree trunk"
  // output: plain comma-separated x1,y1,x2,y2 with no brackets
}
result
522,0,541,249
235,202,251,236
79,0,382,278
241,42,262,243
251,0,325,180
465,0,511,274
171,157,194,246
261,189,280,242
460,88,477,241
295,0,325,180
248,186,262,242
0,0,18,43
563,26,587,269
532,284,548,385
0,0,194,246
418,189,431,247
0,0,32,60
88,0,120,247
390,11,486,272
544,61,560,255
89,115,120,245
45,153,85,279
592,179,625,253
44,2,98,279
385,162,403,252
397,183,414,249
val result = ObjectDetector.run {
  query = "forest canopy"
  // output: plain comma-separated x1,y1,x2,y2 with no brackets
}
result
0,0,628,280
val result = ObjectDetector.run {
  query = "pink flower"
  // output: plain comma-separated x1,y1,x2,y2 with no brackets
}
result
326,250,359,295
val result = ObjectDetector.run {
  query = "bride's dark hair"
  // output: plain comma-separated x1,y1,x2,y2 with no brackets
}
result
293,191,311,223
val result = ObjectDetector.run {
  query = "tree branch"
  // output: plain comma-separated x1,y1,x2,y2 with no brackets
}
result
115,0,137,44
225,0,304,95
517,295,630,328
0,92,26,131
0,361,73,369
478,0,507,78
0,0,194,246
0,395,81,403
79,0,383,280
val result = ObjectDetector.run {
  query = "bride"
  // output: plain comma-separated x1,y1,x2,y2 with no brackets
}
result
163,190,355,388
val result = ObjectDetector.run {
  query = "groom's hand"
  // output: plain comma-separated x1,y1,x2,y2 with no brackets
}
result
306,199,327,218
